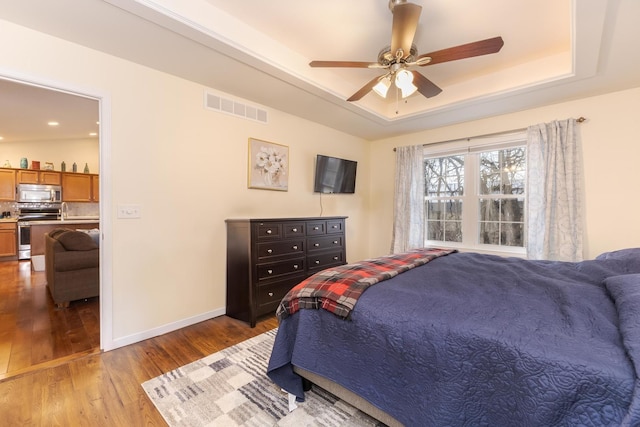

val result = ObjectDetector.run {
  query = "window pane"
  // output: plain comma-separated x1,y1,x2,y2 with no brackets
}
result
427,201,444,220
427,220,444,241
479,222,499,245
425,155,464,196
480,147,527,195
479,199,500,222
501,198,524,222
445,221,462,242
501,223,523,247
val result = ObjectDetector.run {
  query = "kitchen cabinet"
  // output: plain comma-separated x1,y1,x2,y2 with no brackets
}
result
62,173,99,202
226,216,347,327
0,222,17,258
91,174,99,202
17,169,61,185
0,169,16,201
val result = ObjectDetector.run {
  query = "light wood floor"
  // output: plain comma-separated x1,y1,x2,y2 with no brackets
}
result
0,260,101,379
0,264,279,425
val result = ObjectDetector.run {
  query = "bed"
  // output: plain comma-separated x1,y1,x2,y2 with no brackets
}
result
267,248,640,426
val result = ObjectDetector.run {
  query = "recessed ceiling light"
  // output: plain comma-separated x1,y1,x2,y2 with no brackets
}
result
89,132,97,137
48,121,59,126
0,136,3,140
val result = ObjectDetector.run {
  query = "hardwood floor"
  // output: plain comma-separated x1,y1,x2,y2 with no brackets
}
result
0,260,100,379
0,313,278,425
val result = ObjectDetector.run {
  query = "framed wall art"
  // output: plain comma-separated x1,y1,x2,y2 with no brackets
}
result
248,138,288,191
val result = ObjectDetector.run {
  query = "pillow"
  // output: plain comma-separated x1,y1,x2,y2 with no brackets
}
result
56,230,98,251
48,228,73,240
596,248,640,261
77,228,100,246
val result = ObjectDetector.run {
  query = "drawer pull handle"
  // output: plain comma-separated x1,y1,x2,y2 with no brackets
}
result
267,269,273,274
315,260,320,264
292,245,298,250
268,292,274,297
333,256,339,260
314,243,320,247
267,249,273,254
293,264,299,269
332,225,338,229
313,226,319,230
266,229,272,234
292,228,298,232
333,240,338,244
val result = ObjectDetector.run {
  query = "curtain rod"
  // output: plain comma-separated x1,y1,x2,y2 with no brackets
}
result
393,117,587,151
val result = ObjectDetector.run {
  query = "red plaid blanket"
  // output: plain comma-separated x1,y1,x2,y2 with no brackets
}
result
276,247,457,320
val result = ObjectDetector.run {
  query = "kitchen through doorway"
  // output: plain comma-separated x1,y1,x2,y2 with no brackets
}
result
0,75,109,377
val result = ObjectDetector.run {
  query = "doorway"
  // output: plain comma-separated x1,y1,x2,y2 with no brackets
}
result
0,74,111,377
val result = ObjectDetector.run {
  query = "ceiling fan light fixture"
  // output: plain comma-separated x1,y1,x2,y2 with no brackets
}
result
373,76,392,98
395,69,417,98
400,82,418,98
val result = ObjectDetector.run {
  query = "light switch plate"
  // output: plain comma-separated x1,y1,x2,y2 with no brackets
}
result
117,204,142,219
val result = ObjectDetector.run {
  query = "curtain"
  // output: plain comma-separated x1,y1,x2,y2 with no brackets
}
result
526,119,583,261
391,145,425,254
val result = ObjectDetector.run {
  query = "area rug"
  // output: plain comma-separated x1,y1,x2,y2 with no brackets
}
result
142,328,384,426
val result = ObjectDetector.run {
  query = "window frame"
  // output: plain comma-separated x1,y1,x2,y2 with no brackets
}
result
424,132,527,256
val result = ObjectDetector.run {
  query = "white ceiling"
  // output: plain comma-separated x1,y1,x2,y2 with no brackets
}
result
0,0,638,141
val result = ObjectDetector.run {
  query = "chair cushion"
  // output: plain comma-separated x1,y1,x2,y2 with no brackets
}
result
56,230,99,251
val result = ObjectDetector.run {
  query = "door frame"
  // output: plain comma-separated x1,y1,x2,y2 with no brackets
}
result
0,69,114,351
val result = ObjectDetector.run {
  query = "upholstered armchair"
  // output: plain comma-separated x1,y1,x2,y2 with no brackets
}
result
45,228,99,308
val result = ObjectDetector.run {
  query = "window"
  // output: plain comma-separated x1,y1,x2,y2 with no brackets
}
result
424,137,526,254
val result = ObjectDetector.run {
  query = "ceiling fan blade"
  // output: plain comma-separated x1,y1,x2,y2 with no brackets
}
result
309,60,377,68
417,36,504,66
347,75,382,102
411,71,442,98
390,3,422,59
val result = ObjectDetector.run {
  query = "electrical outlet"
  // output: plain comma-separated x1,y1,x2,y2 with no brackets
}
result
117,204,142,219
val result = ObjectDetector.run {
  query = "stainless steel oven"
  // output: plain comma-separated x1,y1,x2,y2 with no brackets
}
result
17,203,61,260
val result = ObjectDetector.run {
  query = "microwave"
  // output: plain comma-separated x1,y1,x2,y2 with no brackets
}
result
17,183,62,203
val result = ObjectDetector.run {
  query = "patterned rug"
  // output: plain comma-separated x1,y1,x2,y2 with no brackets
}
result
142,328,383,426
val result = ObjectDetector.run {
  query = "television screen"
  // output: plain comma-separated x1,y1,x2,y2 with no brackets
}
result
314,154,357,194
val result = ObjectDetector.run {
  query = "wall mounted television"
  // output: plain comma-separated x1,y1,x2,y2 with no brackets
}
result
313,154,357,194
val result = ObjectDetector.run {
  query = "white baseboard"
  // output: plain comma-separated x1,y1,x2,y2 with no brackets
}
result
107,307,226,351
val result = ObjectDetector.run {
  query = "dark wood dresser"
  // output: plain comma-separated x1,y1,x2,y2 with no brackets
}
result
226,216,347,327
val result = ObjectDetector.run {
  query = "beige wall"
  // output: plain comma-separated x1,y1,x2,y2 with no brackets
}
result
0,20,370,347
370,86,640,260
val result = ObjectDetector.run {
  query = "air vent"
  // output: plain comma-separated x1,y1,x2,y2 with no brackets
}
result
204,91,268,124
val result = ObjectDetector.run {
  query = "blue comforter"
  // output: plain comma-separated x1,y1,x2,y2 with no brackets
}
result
267,249,640,426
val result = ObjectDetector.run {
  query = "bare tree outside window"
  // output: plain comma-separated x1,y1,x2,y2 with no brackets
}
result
479,148,525,247
424,145,526,249
425,156,464,242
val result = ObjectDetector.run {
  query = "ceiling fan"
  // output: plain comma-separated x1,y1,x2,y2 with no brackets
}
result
309,0,504,102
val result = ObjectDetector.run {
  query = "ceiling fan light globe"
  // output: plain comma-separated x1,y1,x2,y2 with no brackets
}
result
373,77,391,98
399,81,418,98
395,69,413,86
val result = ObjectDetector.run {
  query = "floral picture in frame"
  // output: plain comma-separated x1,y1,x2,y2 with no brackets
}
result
248,138,288,191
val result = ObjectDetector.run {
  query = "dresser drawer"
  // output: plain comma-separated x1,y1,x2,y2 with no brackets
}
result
326,220,344,234
306,220,326,236
307,235,343,252
283,222,305,238
257,258,305,280
255,223,282,240
257,240,304,258
307,251,344,272
256,277,304,316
